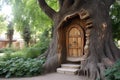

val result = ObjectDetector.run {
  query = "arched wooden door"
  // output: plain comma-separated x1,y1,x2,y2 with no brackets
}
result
66,24,84,62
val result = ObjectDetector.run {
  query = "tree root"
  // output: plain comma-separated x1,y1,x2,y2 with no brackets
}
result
79,61,107,80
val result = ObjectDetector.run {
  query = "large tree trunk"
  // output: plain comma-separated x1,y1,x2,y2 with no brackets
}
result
38,0,120,80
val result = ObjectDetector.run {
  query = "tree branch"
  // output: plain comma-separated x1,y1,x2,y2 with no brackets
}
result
38,0,57,20
103,0,115,7
72,0,86,9
63,0,74,8
58,0,75,11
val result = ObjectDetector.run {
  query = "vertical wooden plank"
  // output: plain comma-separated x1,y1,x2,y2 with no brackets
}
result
73,49,77,57
78,49,83,57
78,38,82,48
73,38,77,48
69,49,72,57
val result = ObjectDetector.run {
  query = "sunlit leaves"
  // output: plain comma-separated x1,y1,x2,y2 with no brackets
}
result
46,0,59,11
0,0,54,43
11,0,56,36
0,0,59,39
0,14,7,33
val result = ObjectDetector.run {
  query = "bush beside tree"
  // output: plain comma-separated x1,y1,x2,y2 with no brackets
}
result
0,57,45,78
105,60,120,80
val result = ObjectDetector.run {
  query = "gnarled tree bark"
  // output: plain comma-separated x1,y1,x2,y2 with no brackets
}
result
37,0,120,80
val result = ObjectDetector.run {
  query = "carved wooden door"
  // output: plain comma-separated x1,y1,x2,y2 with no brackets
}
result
66,24,84,62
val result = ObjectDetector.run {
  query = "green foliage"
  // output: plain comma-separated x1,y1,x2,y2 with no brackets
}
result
104,60,120,80
22,26,31,46
110,2,120,40
0,57,45,78
46,0,59,11
11,0,53,32
0,14,7,33
0,0,57,46
6,0,59,41
0,48,16,53
7,22,14,47
34,32,50,53
24,47,42,58
1,48,40,60
0,30,50,60
23,32,50,58
0,42,49,60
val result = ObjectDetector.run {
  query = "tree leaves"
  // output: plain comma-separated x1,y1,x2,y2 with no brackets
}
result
105,60,120,80
46,0,59,11
0,14,7,34
0,57,44,78
110,2,120,40
0,0,58,39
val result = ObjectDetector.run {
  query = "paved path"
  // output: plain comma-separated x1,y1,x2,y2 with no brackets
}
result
0,73,85,80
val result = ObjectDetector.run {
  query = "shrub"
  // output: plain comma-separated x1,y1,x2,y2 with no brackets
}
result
34,35,50,55
104,60,120,80
24,47,42,58
0,48,16,53
0,31,50,60
0,47,46,61
0,50,25,61
10,47,45,59
0,57,45,78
